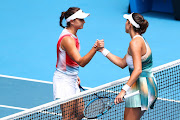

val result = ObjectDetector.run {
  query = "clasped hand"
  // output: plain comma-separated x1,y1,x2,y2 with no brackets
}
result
94,39,104,51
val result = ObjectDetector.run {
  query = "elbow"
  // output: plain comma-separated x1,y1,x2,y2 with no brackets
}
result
117,60,127,69
136,69,142,75
80,64,86,67
76,58,86,67
133,67,142,76
139,69,142,75
121,65,126,69
120,64,127,69
79,63,86,67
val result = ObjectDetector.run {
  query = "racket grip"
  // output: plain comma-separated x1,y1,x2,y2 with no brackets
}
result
79,85,86,91
124,90,140,99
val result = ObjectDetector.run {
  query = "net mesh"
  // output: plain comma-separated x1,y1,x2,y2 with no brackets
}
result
1,59,180,120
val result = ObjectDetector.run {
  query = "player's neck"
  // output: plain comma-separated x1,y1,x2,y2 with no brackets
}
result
130,31,139,39
66,27,78,37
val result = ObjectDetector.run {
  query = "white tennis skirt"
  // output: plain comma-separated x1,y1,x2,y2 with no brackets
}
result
53,70,80,100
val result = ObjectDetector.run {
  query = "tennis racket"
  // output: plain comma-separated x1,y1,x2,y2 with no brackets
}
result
79,85,139,119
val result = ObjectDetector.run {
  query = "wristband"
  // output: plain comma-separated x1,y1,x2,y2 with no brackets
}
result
122,84,130,92
101,48,110,56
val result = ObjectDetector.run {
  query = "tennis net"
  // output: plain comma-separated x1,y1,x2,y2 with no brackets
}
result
1,59,180,120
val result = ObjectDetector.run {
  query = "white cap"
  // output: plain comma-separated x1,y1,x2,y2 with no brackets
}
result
66,9,90,22
123,13,140,28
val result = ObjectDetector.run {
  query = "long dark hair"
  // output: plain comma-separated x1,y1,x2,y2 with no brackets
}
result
59,7,80,28
132,13,149,35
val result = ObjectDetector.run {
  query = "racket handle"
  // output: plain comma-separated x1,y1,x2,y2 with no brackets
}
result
79,85,86,91
124,90,140,99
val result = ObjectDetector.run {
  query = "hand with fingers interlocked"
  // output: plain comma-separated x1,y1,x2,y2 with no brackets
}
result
95,39,104,51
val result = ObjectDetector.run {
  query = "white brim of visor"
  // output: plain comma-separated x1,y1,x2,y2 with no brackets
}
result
123,13,140,28
66,9,90,22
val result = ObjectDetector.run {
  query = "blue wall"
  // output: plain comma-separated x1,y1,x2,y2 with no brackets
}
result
130,0,153,13
152,0,173,13
130,0,174,13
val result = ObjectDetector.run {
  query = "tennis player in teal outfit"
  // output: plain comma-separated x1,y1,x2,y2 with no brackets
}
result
98,13,158,120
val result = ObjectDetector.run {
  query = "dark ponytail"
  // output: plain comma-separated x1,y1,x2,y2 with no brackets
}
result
59,12,66,28
132,13,149,35
59,7,80,28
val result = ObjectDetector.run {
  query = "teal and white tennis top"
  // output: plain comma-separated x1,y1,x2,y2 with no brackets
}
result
125,35,158,111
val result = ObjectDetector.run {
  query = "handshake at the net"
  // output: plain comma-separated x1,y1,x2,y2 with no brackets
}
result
94,39,104,52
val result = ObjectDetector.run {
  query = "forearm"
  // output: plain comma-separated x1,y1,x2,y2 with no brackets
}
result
126,69,142,87
101,48,126,68
106,53,125,68
121,69,142,92
78,47,97,67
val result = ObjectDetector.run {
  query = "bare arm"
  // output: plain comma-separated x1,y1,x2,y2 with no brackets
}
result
61,36,97,67
114,38,143,105
100,48,127,69
106,52,127,69
126,39,142,87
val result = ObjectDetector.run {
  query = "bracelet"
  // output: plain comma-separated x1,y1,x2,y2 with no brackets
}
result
101,48,110,56
122,84,130,92
93,44,97,48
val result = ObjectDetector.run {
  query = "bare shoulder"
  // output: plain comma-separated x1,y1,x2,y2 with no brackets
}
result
61,36,75,45
129,37,143,48
61,36,76,50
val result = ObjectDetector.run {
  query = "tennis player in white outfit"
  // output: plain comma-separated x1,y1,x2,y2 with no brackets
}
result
53,7,104,120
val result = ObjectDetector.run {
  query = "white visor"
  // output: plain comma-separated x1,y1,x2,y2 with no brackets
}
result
66,9,90,22
123,13,140,28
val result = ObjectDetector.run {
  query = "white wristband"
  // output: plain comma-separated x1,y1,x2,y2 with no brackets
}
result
122,84,130,92
101,48,110,57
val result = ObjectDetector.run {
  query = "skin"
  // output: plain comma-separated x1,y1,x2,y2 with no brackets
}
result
98,20,147,120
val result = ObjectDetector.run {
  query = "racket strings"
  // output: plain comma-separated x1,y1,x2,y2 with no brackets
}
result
104,98,114,110
84,98,105,118
84,97,114,118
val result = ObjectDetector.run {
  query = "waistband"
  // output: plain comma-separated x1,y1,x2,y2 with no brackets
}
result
56,68,78,76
